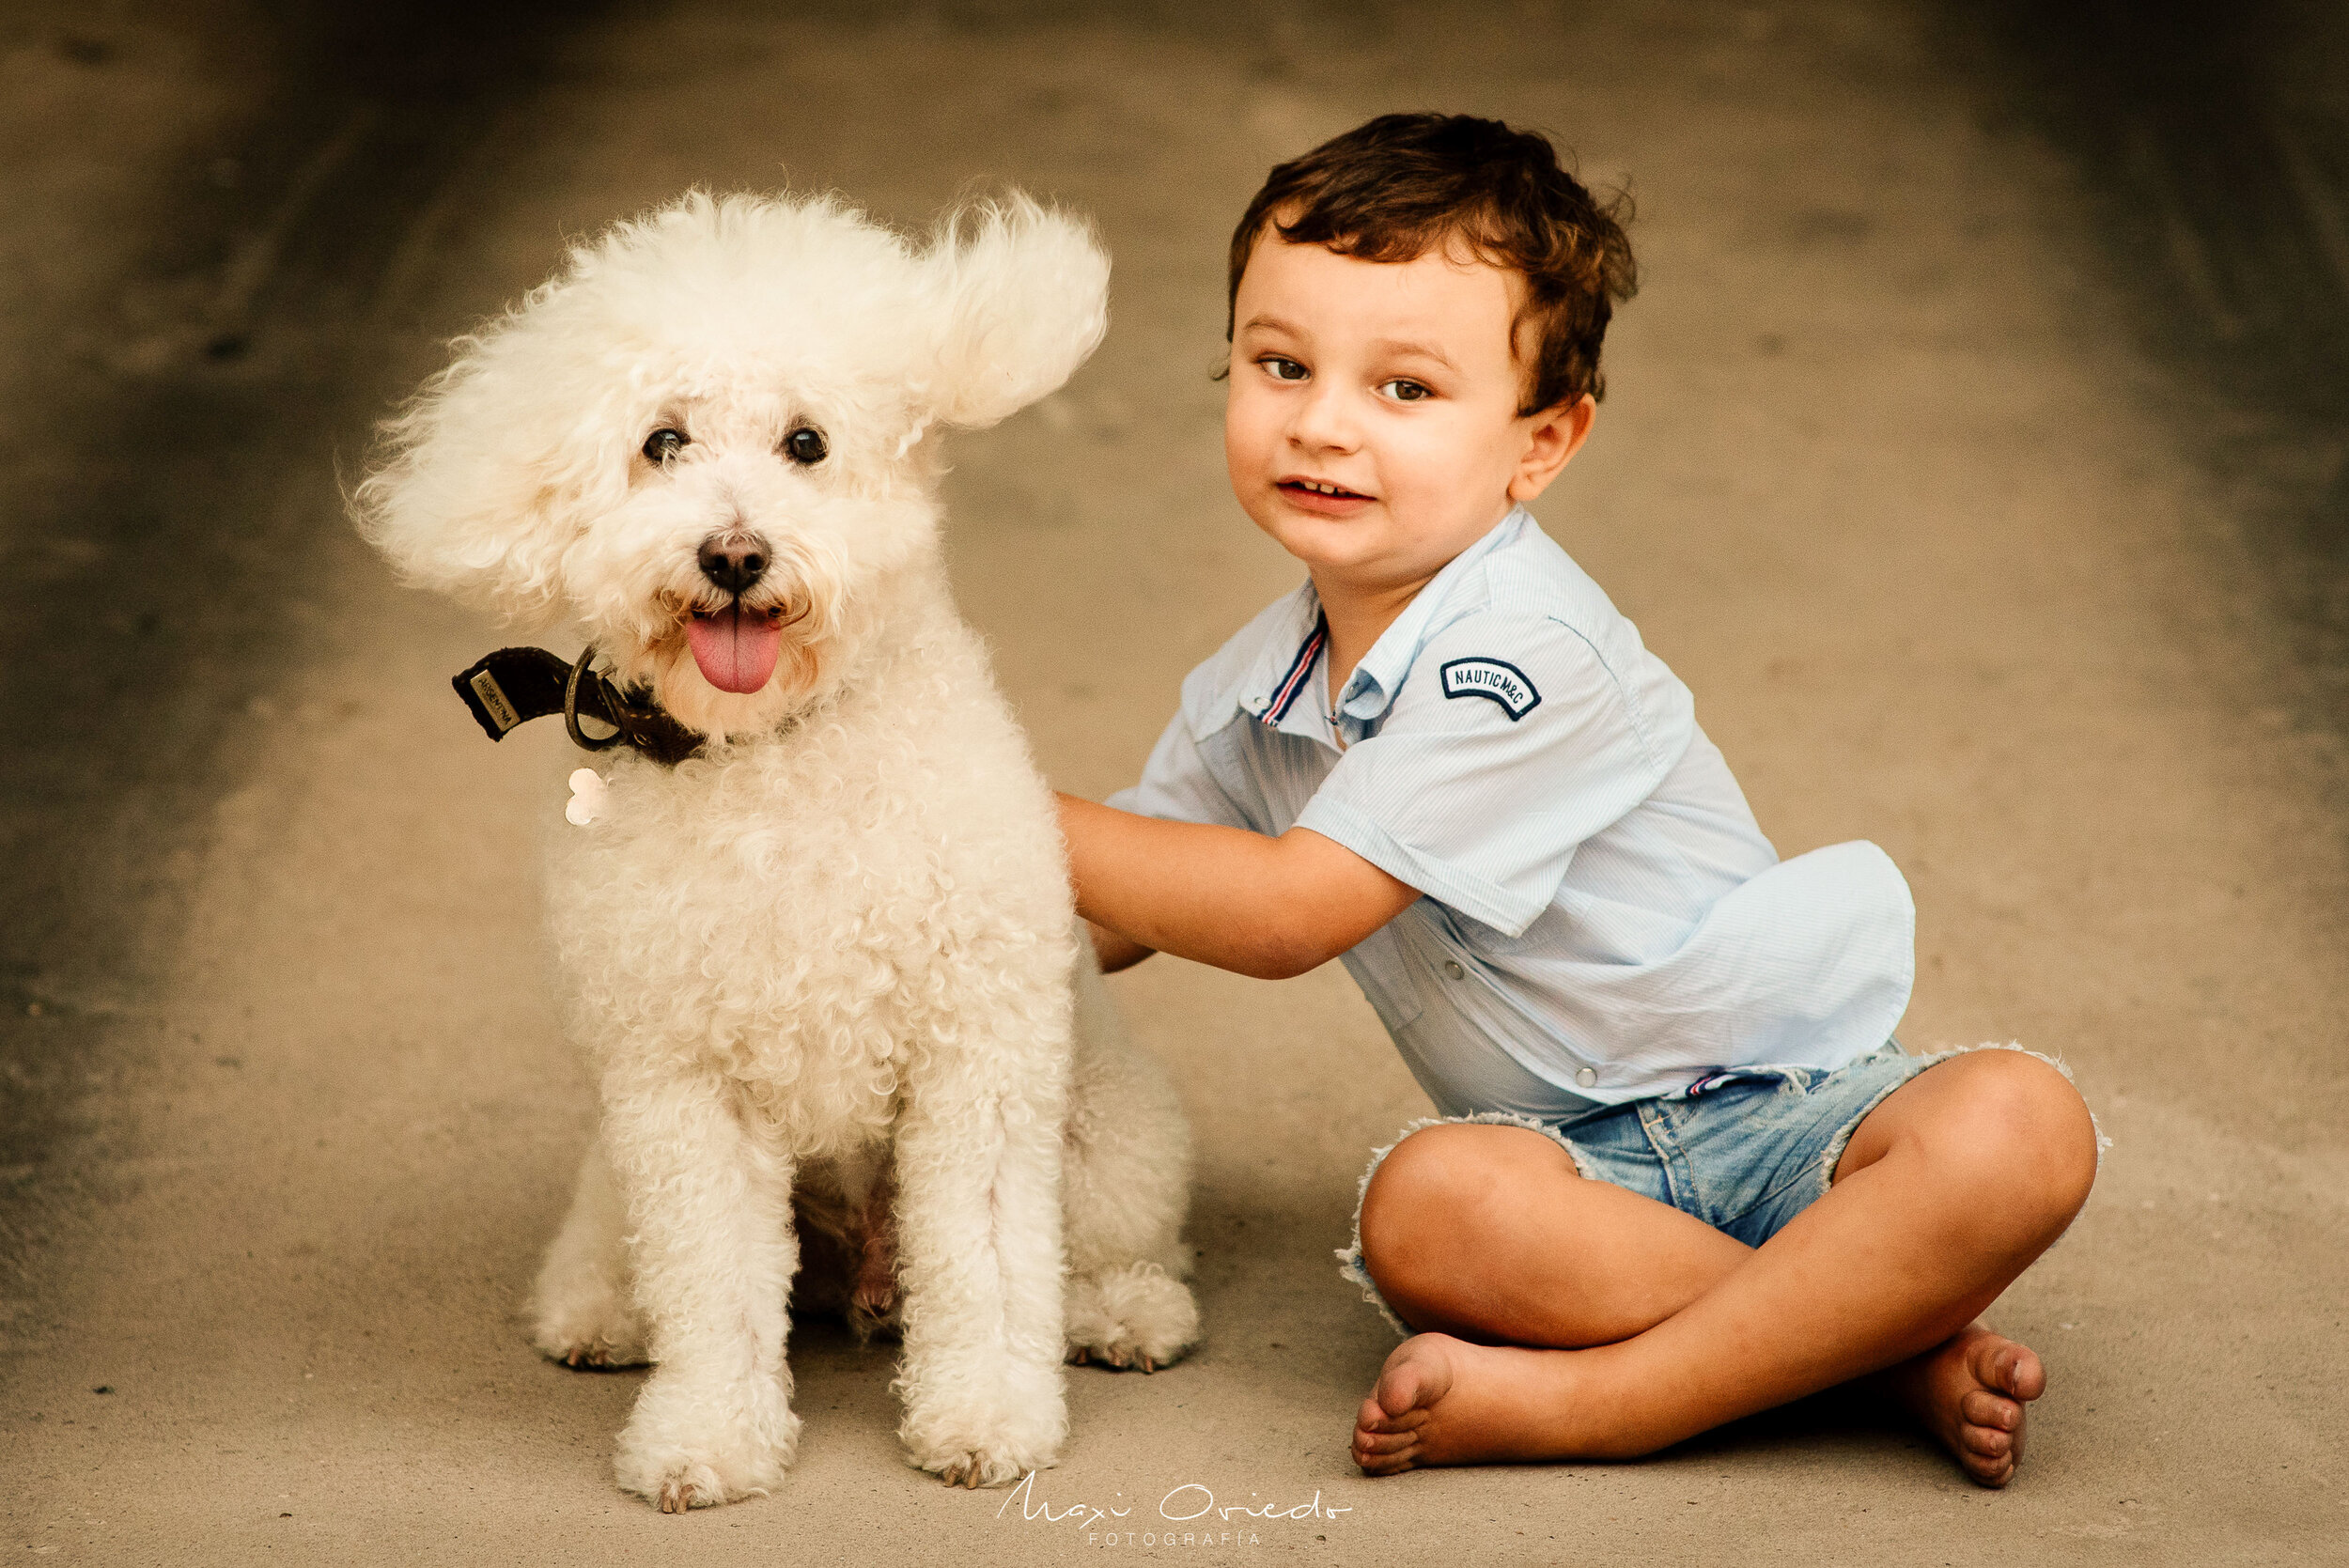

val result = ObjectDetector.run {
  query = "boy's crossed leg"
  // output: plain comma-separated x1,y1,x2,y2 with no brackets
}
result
1349,1048,2099,1486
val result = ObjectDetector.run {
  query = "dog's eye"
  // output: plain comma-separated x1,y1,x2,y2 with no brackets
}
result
643,427,688,464
784,427,828,466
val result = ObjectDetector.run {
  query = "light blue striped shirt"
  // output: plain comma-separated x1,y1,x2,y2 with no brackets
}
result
1108,507,1916,1113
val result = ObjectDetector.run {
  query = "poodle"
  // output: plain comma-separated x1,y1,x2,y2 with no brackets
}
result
352,189,1200,1510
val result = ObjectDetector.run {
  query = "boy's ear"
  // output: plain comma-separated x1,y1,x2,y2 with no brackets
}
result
1507,395,1598,504
917,194,1110,429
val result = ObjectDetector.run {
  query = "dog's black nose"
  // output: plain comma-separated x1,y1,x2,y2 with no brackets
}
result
697,532,770,595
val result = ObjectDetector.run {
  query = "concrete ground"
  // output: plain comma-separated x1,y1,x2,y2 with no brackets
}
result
2,1,2343,1562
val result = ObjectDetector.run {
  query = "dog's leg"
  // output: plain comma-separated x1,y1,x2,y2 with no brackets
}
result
848,1166,899,1337
1061,955,1202,1373
602,1064,801,1512
531,1134,650,1368
891,983,1072,1488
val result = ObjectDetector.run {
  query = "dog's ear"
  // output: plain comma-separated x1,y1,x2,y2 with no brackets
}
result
916,194,1109,430
350,287,625,625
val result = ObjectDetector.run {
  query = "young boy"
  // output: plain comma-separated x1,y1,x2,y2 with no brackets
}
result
1055,113,2102,1487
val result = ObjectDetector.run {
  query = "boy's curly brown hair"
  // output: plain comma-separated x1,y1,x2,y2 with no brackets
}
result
1228,113,1637,415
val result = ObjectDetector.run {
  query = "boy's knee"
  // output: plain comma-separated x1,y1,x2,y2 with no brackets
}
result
1359,1124,1559,1284
1360,1126,1470,1270
1933,1050,2099,1225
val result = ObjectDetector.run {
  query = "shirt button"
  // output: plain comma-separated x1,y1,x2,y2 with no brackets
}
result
1442,960,1465,980
1575,1066,1599,1089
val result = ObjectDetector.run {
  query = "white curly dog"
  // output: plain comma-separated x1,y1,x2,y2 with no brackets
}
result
354,189,1200,1509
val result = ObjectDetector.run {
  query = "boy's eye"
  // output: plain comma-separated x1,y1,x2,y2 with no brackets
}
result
1260,356,1308,381
1380,380,1432,403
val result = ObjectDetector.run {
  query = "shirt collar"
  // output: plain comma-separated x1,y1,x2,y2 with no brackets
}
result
1237,507,1530,740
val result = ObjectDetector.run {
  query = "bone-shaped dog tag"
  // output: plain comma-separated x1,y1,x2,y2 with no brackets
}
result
566,768,608,826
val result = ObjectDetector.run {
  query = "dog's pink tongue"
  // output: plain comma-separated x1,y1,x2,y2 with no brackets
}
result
686,605,783,694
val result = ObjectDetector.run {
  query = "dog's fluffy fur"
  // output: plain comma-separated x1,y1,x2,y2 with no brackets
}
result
355,190,1200,1508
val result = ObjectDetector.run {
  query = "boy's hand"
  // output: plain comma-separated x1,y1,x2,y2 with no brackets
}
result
1057,795,1419,980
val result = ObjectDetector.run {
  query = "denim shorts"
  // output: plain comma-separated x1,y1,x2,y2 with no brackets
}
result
1338,1040,1974,1334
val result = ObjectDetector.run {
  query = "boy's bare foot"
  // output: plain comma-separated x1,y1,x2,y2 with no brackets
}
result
1350,1333,1618,1475
1877,1324,2045,1487
1354,1324,2046,1483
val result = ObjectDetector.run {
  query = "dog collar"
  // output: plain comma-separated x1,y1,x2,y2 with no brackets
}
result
453,645,706,768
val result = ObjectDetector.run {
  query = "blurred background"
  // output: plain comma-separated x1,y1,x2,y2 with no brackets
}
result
0,2,2341,1561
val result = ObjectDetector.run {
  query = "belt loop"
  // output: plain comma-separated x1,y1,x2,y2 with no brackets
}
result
1636,1100,1700,1219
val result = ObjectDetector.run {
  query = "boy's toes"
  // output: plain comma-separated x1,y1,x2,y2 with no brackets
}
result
1955,1402,2025,1487
1884,1326,2044,1489
1959,1420,2014,1459
1975,1337,2045,1402
1960,1443,2017,1487
1960,1388,2019,1432
1371,1333,1459,1421
1350,1421,1422,1475
1351,1336,1470,1477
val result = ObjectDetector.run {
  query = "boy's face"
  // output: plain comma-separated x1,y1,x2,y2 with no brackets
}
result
1225,233,1592,597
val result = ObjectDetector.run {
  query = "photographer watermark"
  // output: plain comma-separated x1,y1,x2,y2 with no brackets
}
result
997,1472,1353,1547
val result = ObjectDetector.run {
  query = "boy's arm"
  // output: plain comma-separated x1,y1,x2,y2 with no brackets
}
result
1084,919,1155,974
1058,794,1420,981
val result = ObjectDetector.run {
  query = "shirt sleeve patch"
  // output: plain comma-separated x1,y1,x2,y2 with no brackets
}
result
1439,657,1542,721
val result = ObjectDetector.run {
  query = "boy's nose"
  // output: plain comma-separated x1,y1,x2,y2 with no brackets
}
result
1287,382,1360,452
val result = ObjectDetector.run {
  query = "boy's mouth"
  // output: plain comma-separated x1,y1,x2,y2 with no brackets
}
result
1277,476,1373,515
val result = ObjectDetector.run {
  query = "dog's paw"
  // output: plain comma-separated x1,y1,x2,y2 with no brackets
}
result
530,1290,649,1370
908,1414,1058,1490
900,1376,1065,1488
617,1436,788,1513
614,1371,798,1512
846,1291,903,1347
1065,1262,1201,1374
925,1448,1031,1490
653,1464,722,1514
846,1250,902,1343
